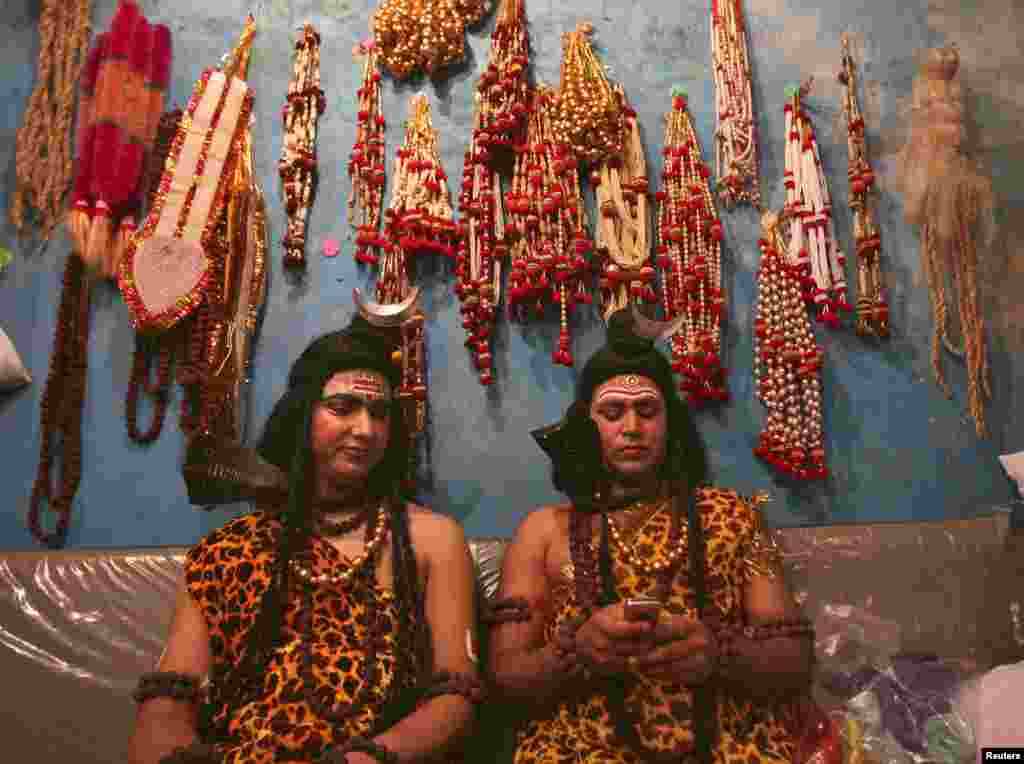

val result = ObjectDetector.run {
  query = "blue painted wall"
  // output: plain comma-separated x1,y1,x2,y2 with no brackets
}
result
1,0,1021,549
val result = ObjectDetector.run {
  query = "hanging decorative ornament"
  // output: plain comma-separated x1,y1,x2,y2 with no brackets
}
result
753,210,827,480
455,94,507,386
783,81,851,329
897,45,993,438
551,23,625,166
710,0,760,209
505,87,594,367
594,85,655,320
376,95,455,481
279,23,325,271
378,94,457,305
121,18,263,444
474,0,531,160
25,0,169,549
119,38,253,332
372,0,490,80
348,41,388,268
198,17,269,441
125,108,184,444
79,1,172,279
10,0,92,243
838,34,888,339
654,86,729,406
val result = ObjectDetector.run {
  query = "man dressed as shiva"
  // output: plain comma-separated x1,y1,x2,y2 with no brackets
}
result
129,307,483,764
489,306,816,764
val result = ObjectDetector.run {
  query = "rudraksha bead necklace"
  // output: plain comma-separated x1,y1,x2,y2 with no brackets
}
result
349,42,388,268
280,23,325,271
783,81,850,329
710,0,760,209
655,87,729,406
838,34,888,339
455,94,506,386
505,87,594,366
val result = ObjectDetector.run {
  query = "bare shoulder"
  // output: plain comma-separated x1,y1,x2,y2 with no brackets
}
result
405,502,468,557
514,502,570,540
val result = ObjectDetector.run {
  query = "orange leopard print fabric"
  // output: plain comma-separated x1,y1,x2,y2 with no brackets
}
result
513,487,799,764
185,511,421,764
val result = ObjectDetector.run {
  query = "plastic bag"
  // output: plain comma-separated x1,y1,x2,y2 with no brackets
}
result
0,326,31,391
812,654,975,764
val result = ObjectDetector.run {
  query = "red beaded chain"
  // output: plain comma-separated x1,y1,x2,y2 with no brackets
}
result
753,214,828,480
349,42,387,268
655,88,729,406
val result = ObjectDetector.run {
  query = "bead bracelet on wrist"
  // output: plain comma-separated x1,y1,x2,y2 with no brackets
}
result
322,736,400,764
133,671,203,705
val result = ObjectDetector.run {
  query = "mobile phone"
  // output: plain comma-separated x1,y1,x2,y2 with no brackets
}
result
623,597,662,622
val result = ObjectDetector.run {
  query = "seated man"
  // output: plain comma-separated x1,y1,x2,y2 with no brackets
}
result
489,307,815,764
129,311,482,764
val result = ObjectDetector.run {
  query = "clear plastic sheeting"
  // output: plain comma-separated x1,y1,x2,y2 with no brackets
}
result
0,511,1016,763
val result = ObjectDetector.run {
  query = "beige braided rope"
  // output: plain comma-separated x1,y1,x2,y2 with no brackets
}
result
11,0,92,240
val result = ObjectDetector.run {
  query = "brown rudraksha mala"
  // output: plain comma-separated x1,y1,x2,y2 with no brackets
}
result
551,23,625,166
753,211,828,480
594,86,655,323
455,95,507,386
783,82,850,329
838,34,888,339
655,87,729,406
474,0,531,158
372,0,489,80
505,87,594,367
349,42,388,268
710,0,760,209
27,253,91,548
125,109,183,444
11,0,91,242
279,23,325,271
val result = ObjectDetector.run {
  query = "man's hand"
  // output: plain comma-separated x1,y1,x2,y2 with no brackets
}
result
633,613,718,685
575,602,658,675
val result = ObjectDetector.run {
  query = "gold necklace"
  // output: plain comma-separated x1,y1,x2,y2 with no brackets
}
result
605,500,686,573
291,507,389,587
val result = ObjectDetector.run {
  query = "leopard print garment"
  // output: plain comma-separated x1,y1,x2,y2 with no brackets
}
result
513,488,799,764
185,512,421,764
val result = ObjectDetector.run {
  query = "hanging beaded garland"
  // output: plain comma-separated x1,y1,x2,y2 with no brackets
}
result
11,0,92,242
349,42,388,268
474,0,531,160
125,109,184,444
753,211,827,480
783,81,850,329
74,1,172,279
551,23,625,166
200,18,269,440
838,35,888,339
505,87,594,367
377,96,455,479
594,86,656,321
27,254,92,548
455,95,507,386
378,94,457,305
654,87,729,406
710,0,760,209
280,23,325,271
372,0,490,80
